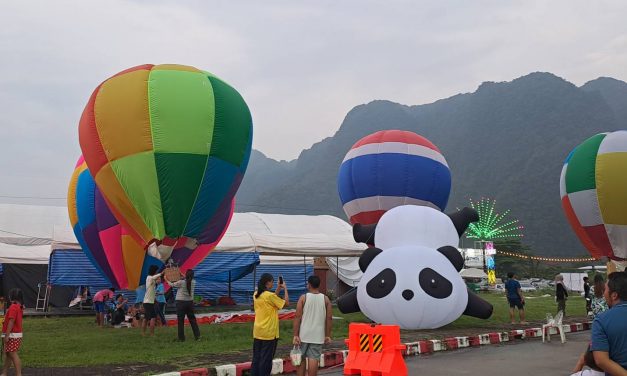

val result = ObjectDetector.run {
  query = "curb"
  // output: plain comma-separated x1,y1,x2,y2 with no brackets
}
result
154,321,592,375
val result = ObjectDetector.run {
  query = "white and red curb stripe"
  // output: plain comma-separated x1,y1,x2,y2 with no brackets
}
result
153,322,592,375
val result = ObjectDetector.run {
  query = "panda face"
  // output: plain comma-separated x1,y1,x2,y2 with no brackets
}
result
356,245,468,330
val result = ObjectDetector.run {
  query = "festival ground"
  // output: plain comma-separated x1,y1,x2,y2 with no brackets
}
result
14,293,588,375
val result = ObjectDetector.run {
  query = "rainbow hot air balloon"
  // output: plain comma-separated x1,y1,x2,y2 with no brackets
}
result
78,64,252,261
337,130,451,225
560,131,627,260
68,156,234,289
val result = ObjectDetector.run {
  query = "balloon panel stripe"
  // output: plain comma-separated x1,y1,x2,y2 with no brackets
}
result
149,69,215,155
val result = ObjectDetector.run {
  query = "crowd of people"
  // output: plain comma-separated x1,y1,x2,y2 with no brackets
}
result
504,270,627,375
571,271,627,376
91,265,201,341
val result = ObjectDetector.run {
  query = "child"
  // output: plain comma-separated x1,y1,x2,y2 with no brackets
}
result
2,288,24,376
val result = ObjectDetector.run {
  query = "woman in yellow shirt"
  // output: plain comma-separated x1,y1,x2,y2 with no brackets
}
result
251,273,289,376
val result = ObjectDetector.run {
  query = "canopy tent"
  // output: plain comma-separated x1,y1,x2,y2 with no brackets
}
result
50,210,366,258
2,204,365,304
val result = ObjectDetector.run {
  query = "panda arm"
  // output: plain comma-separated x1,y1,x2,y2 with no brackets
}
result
463,288,493,319
337,287,361,314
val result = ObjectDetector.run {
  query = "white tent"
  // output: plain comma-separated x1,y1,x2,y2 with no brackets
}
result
1,204,366,264
0,204,69,264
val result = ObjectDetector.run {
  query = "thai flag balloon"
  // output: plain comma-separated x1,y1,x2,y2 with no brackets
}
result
68,156,234,289
338,130,451,225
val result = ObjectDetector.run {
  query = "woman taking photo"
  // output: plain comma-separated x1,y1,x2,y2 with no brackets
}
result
165,269,201,341
251,273,289,376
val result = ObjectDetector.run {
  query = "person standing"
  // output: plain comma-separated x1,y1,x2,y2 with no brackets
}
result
155,278,167,326
165,269,201,341
555,274,569,315
504,272,526,325
142,265,164,336
93,287,115,327
1,288,24,376
584,276,592,315
590,271,627,375
251,273,289,376
293,276,332,376
591,274,609,319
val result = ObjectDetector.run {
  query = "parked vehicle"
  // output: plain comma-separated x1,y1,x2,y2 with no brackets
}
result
519,282,538,292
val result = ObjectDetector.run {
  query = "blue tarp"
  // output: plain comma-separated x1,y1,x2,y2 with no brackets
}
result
47,249,311,305
48,250,262,302
196,264,314,306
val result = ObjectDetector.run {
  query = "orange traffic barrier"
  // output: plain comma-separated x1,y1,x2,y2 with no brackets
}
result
344,323,407,376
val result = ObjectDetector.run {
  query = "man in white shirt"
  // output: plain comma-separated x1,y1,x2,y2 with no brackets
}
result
142,265,164,336
293,275,332,376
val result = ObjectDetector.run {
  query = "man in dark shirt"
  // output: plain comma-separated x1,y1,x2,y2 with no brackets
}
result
504,272,526,325
584,276,592,314
591,271,627,375
556,274,569,315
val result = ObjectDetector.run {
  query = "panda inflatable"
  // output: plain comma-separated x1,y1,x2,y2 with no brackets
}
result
338,205,493,329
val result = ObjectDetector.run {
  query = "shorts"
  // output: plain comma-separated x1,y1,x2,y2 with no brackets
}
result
508,298,524,310
300,342,322,360
143,303,156,320
94,301,106,313
5,338,22,352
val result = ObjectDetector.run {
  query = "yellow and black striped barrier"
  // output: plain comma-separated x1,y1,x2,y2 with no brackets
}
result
344,323,407,375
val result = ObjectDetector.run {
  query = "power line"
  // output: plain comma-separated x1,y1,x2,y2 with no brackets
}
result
0,194,65,200
235,202,338,214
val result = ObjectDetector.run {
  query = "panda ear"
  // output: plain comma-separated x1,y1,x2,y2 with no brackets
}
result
437,246,464,272
359,247,383,272
353,223,376,245
447,207,479,237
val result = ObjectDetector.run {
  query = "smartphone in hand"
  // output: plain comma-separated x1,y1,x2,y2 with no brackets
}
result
278,276,284,285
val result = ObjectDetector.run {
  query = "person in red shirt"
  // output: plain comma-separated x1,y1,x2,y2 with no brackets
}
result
2,288,24,376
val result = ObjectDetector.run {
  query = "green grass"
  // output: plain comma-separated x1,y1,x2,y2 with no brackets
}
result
19,293,587,368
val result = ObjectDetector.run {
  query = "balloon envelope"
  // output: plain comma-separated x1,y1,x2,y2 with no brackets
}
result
338,130,451,225
68,157,234,289
560,131,627,260
78,64,252,246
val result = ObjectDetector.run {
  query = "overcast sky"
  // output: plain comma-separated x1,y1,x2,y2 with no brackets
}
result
1,0,626,205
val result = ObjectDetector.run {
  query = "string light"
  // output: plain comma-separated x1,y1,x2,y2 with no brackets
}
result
496,249,596,263
462,198,524,241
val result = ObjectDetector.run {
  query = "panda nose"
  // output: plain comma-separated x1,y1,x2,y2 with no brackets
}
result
402,289,414,301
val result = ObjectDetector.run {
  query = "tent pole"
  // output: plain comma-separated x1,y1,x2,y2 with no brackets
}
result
336,256,339,302
253,265,257,292
228,271,232,298
304,256,307,287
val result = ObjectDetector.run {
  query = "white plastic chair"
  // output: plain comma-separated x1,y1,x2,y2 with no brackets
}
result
542,310,565,343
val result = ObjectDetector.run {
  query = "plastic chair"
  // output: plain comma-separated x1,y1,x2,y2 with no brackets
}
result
542,310,565,343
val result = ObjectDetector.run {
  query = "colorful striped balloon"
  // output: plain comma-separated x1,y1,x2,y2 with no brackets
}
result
337,130,451,225
68,156,234,289
78,64,251,252
560,131,627,260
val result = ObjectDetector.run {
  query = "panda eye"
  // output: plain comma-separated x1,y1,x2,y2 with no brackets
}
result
419,268,453,299
366,268,396,299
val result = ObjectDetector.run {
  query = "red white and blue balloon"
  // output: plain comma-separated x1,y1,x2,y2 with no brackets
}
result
338,130,451,225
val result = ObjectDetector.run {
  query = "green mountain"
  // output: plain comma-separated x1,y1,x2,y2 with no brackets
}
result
235,72,627,257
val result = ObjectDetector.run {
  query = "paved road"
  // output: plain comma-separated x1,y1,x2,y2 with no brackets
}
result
321,331,591,375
